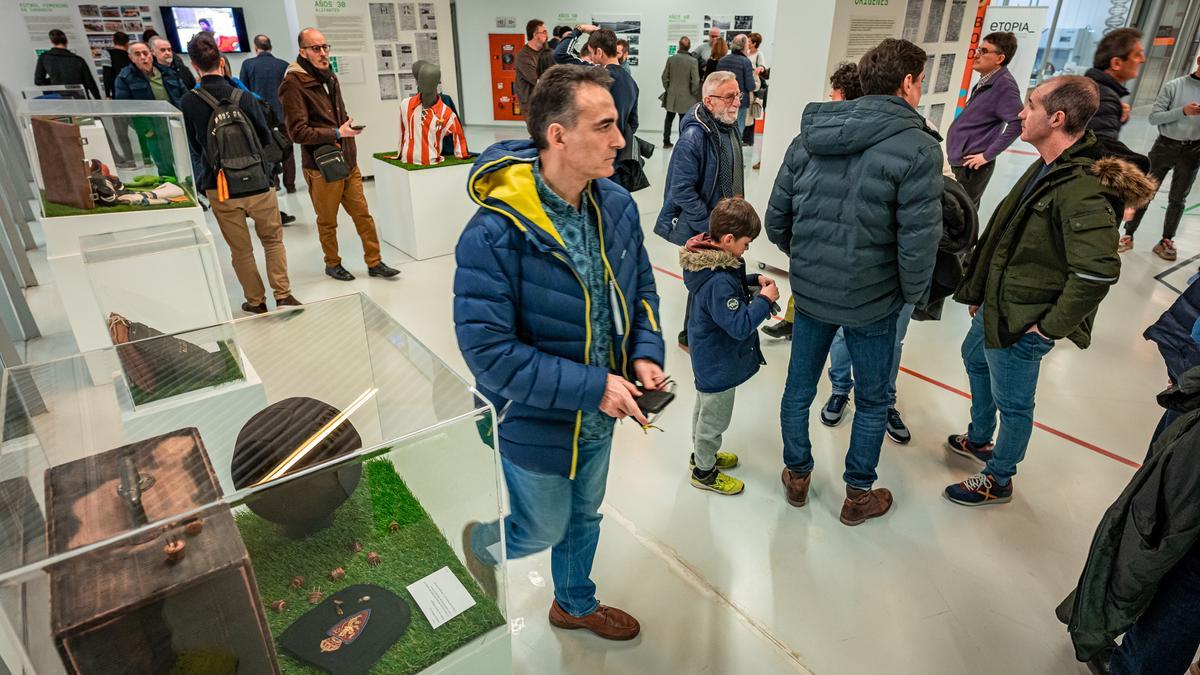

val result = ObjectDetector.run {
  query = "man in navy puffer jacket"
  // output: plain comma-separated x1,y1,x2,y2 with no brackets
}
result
454,65,665,641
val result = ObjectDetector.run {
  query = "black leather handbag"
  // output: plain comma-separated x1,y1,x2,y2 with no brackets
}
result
313,143,350,183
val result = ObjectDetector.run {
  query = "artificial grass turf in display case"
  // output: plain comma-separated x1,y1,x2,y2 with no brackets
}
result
237,458,506,674
372,152,477,171
41,191,196,218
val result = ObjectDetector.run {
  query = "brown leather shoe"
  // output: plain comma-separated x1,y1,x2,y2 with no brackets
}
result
840,486,893,526
548,600,640,641
781,468,811,507
461,522,498,599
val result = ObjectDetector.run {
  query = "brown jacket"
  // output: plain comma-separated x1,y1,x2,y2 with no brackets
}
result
513,43,553,109
277,60,356,170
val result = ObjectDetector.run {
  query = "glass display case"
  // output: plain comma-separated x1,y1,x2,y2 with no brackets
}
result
0,294,510,675
17,99,196,220
79,219,233,346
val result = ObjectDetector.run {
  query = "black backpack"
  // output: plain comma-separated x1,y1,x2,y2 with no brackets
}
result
194,88,271,200
254,96,293,171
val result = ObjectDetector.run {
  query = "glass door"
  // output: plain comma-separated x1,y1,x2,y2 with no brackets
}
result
1132,0,1200,106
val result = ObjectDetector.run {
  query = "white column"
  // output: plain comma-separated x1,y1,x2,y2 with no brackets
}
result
755,0,840,197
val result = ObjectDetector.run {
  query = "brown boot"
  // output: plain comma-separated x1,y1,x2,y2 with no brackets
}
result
461,522,498,599
840,486,893,526
781,468,811,507
548,600,640,640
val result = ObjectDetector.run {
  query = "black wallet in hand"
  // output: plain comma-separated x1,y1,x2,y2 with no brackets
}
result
636,378,676,416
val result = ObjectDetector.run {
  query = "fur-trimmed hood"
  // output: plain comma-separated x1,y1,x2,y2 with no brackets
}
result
680,233,740,271
1090,156,1157,210
680,233,744,294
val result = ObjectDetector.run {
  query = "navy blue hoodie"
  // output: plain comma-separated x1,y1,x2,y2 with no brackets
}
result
681,233,770,393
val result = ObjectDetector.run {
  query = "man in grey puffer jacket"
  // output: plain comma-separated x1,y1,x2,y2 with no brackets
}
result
765,38,942,527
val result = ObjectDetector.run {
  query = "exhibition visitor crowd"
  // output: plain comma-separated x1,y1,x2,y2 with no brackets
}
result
26,16,1200,675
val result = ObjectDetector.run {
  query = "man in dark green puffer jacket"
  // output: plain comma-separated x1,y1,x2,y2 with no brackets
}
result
765,38,942,526
945,76,1156,507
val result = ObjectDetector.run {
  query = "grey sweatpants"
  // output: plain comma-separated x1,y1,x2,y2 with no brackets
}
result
692,388,736,471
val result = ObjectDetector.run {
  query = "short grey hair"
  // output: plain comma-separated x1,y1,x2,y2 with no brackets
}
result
148,35,170,50
703,70,737,97
731,34,747,51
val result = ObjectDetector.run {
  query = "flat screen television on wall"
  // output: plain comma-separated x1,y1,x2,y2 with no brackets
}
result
160,6,250,53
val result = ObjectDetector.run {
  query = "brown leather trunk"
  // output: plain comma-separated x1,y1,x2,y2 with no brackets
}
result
31,116,93,210
44,428,280,675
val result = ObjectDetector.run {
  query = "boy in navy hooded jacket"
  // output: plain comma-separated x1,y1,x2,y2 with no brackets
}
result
680,197,779,494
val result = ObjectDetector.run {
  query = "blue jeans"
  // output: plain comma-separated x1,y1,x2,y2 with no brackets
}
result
828,303,915,406
735,106,748,136
961,310,1054,484
1110,540,1200,675
781,309,899,489
470,430,612,617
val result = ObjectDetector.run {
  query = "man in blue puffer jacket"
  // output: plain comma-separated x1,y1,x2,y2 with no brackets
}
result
454,65,665,641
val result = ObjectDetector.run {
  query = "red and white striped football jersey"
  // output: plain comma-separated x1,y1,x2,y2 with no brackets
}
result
394,95,469,166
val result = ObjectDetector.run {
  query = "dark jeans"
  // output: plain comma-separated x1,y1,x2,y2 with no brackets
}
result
1110,539,1200,675
470,428,613,617
280,151,296,191
664,111,677,144
952,162,997,208
961,310,1054,483
781,308,899,489
1126,135,1200,241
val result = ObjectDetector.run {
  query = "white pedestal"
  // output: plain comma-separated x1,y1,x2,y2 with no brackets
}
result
42,204,206,258
118,349,267,494
372,158,475,260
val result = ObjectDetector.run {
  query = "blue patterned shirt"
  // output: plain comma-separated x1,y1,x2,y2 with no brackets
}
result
533,163,614,440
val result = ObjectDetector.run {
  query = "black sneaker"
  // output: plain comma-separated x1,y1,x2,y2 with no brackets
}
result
241,301,268,315
280,211,296,225
820,393,850,427
885,407,911,444
368,262,401,278
946,434,994,465
761,319,793,340
325,264,355,281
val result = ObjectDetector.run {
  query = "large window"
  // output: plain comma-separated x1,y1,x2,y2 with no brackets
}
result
1012,0,1135,79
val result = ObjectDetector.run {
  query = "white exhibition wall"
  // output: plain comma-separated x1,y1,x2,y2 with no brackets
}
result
0,0,294,109
453,1,780,130
285,0,459,167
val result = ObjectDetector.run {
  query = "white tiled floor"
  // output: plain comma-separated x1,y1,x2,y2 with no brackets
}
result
19,116,1200,674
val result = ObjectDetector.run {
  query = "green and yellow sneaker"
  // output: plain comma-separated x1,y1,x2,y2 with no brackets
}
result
690,469,745,495
690,452,739,470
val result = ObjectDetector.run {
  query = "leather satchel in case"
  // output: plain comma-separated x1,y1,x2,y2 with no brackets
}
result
31,116,94,210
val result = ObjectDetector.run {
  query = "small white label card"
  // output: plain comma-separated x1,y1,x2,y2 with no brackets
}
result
407,566,476,629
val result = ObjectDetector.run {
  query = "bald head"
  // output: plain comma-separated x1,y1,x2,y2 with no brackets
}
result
297,27,331,68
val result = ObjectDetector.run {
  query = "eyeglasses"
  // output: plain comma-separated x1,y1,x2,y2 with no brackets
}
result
976,47,998,56
302,44,331,53
707,92,743,104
